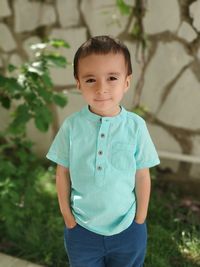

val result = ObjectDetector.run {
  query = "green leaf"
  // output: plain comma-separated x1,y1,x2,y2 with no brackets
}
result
0,95,11,109
26,71,40,81
8,124,23,135
0,76,23,93
0,75,8,87
9,104,30,134
14,93,22,100
14,104,31,124
34,106,52,132
7,78,24,92
49,39,70,49
41,73,53,88
8,64,17,73
37,86,52,102
45,54,67,68
25,91,37,103
53,93,67,107
116,0,131,15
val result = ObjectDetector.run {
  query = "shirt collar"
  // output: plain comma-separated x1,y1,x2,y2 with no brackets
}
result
81,104,127,123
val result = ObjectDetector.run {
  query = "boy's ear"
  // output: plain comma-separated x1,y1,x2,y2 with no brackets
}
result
76,79,81,90
124,74,132,92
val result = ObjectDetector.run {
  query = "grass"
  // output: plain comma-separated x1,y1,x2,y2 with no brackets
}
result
0,166,200,267
145,171,200,267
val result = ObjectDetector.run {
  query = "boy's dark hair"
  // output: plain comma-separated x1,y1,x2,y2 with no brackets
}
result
73,35,132,79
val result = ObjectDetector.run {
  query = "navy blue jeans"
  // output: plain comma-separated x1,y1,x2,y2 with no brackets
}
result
63,219,147,267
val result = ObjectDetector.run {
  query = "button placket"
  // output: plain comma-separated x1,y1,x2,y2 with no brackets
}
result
95,119,110,186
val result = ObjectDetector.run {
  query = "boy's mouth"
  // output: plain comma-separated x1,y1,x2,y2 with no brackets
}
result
95,99,111,101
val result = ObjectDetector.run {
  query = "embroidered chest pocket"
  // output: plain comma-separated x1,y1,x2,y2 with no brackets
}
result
110,142,134,171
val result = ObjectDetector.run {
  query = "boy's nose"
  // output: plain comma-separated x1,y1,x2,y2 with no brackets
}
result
96,81,107,94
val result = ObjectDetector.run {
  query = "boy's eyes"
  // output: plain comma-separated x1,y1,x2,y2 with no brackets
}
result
108,76,118,81
86,78,96,83
85,77,118,83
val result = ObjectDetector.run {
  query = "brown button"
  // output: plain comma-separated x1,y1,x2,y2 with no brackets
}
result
101,133,105,138
98,150,103,155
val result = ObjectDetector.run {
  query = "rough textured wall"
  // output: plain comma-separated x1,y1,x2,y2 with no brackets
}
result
0,0,200,178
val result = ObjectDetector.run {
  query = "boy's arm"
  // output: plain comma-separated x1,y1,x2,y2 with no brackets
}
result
56,164,77,228
134,168,151,224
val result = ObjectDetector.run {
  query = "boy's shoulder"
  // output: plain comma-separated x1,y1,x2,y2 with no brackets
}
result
125,109,146,126
61,110,81,128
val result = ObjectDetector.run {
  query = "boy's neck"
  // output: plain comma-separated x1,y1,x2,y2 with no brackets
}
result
88,105,121,117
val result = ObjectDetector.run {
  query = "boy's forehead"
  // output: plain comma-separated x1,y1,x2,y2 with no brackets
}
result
78,52,127,74
79,52,125,62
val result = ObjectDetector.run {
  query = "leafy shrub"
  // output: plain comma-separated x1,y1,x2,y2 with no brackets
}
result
0,39,69,134
0,39,71,266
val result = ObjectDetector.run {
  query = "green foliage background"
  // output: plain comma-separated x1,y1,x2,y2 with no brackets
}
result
0,39,70,266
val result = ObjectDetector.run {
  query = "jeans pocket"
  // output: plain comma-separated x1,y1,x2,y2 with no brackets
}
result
133,220,146,226
66,223,79,231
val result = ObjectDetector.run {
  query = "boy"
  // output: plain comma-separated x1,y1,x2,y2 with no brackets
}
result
46,36,160,267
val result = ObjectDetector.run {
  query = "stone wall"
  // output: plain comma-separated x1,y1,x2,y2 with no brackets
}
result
0,0,200,178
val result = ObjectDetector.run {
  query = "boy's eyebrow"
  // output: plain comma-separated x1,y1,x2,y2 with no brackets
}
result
108,72,121,76
81,72,121,79
81,74,95,79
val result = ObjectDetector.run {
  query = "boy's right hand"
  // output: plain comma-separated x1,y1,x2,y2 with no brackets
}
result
64,215,77,229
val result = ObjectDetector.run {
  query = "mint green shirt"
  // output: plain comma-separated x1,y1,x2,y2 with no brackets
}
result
46,105,160,236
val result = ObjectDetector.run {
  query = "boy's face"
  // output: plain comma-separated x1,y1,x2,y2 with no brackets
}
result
76,53,131,117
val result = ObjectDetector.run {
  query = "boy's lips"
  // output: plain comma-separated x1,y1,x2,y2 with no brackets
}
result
94,99,111,101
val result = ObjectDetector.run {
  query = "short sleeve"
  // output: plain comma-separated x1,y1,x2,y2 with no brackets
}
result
46,120,70,168
134,120,160,169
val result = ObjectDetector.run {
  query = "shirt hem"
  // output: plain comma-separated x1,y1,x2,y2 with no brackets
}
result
46,154,69,168
75,218,134,236
136,159,160,170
